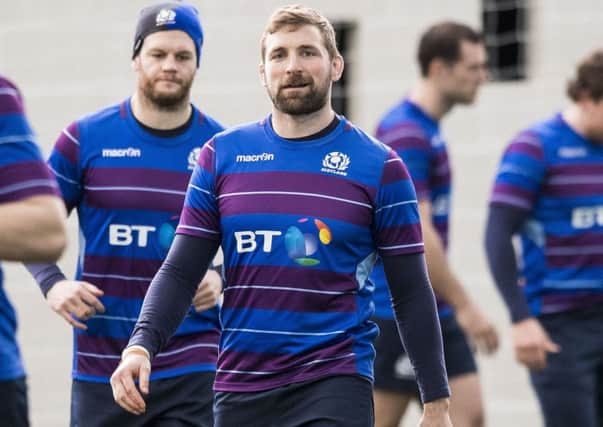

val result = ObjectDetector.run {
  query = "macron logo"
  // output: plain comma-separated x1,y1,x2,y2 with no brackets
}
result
102,148,142,158
236,153,275,162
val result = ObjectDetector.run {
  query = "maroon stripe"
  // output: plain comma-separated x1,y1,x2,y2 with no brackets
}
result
380,152,411,185
215,355,356,391
549,164,603,176
378,123,427,147
0,160,53,184
83,167,190,191
540,294,603,314
80,275,149,299
507,138,543,160
76,330,219,377
219,338,354,373
54,122,79,165
198,141,215,173
0,89,23,114
493,183,536,202
84,255,162,277
546,233,603,247
0,181,58,203
546,253,603,268
222,286,357,312
219,194,372,227
217,171,376,204
376,223,422,248
542,183,602,198
179,206,220,232
85,188,184,212
389,136,429,151
225,265,356,293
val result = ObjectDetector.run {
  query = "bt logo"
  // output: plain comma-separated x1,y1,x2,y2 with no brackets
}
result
109,224,156,247
233,218,333,266
571,206,603,229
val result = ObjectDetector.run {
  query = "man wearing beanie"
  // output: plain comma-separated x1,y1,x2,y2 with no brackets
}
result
25,2,224,426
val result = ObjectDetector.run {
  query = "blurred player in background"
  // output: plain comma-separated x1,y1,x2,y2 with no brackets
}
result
485,49,603,427
370,21,498,427
111,5,453,427
25,2,224,426
0,75,66,427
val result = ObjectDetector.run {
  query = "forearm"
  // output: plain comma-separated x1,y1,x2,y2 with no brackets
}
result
422,222,470,309
382,253,450,403
484,205,531,323
127,234,219,357
25,263,67,296
0,195,66,262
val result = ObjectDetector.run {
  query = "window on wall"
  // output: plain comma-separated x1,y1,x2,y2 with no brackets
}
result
331,21,355,116
482,0,528,81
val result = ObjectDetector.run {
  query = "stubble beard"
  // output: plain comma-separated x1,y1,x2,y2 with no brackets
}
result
269,73,331,116
141,77,192,111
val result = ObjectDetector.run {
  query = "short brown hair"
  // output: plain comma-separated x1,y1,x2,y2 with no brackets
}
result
417,21,483,77
567,49,603,102
260,5,340,63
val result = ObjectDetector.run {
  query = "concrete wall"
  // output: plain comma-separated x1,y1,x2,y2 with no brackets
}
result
2,1,602,425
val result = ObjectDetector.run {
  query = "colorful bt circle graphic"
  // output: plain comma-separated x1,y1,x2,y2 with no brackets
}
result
284,218,332,266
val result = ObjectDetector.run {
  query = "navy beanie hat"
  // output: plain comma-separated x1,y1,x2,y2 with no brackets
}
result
132,2,204,67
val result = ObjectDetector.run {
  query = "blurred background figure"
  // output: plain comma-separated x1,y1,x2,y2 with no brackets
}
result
370,21,498,427
25,2,224,426
0,75,67,427
485,48,603,427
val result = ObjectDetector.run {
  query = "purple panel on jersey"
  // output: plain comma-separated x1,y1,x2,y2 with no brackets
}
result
226,265,356,293
377,223,423,249
77,330,219,379
216,171,376,203
54,124,80,165
219,193,372,227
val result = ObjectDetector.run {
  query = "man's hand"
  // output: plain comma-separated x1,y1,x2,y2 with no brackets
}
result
512,317,560,370
193,269,222,312
110,348,151,415
46,280,105,329
455,300,499,354
420,398,453,427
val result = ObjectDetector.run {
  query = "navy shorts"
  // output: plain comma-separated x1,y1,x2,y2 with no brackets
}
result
70,372,215,427
214,375,373,427
0,376,29,427
373,315,476,395
530,304,603,427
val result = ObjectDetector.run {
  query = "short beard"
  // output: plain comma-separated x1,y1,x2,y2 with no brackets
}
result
141,78,192,111
269,73,330,116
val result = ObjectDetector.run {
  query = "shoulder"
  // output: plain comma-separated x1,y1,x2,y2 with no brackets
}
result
194,107,226,134
0,75,24,115
211,119,265,148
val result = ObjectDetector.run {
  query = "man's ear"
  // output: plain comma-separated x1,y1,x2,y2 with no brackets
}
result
331,55,345,82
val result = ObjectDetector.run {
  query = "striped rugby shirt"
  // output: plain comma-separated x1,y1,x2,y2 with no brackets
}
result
177,115,424,392
0,75,59,380
48,99,223,383
490,113,603,315
370,98,453,320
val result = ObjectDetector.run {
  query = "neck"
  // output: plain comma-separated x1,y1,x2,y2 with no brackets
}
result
409,79,453,121
271,103,335,139
130,92,192,130
562,104,603,144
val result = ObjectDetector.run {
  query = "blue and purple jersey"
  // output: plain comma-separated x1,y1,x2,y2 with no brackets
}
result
176,115,423,392
48,99,223,383
0,76,59,380
370,98,452,320
490,113,603,315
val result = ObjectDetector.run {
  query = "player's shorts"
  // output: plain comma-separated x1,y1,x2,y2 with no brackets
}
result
529,304,603,427
70,371,215,427
373,315,476,395
0,376,29,427
214,375,373,427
